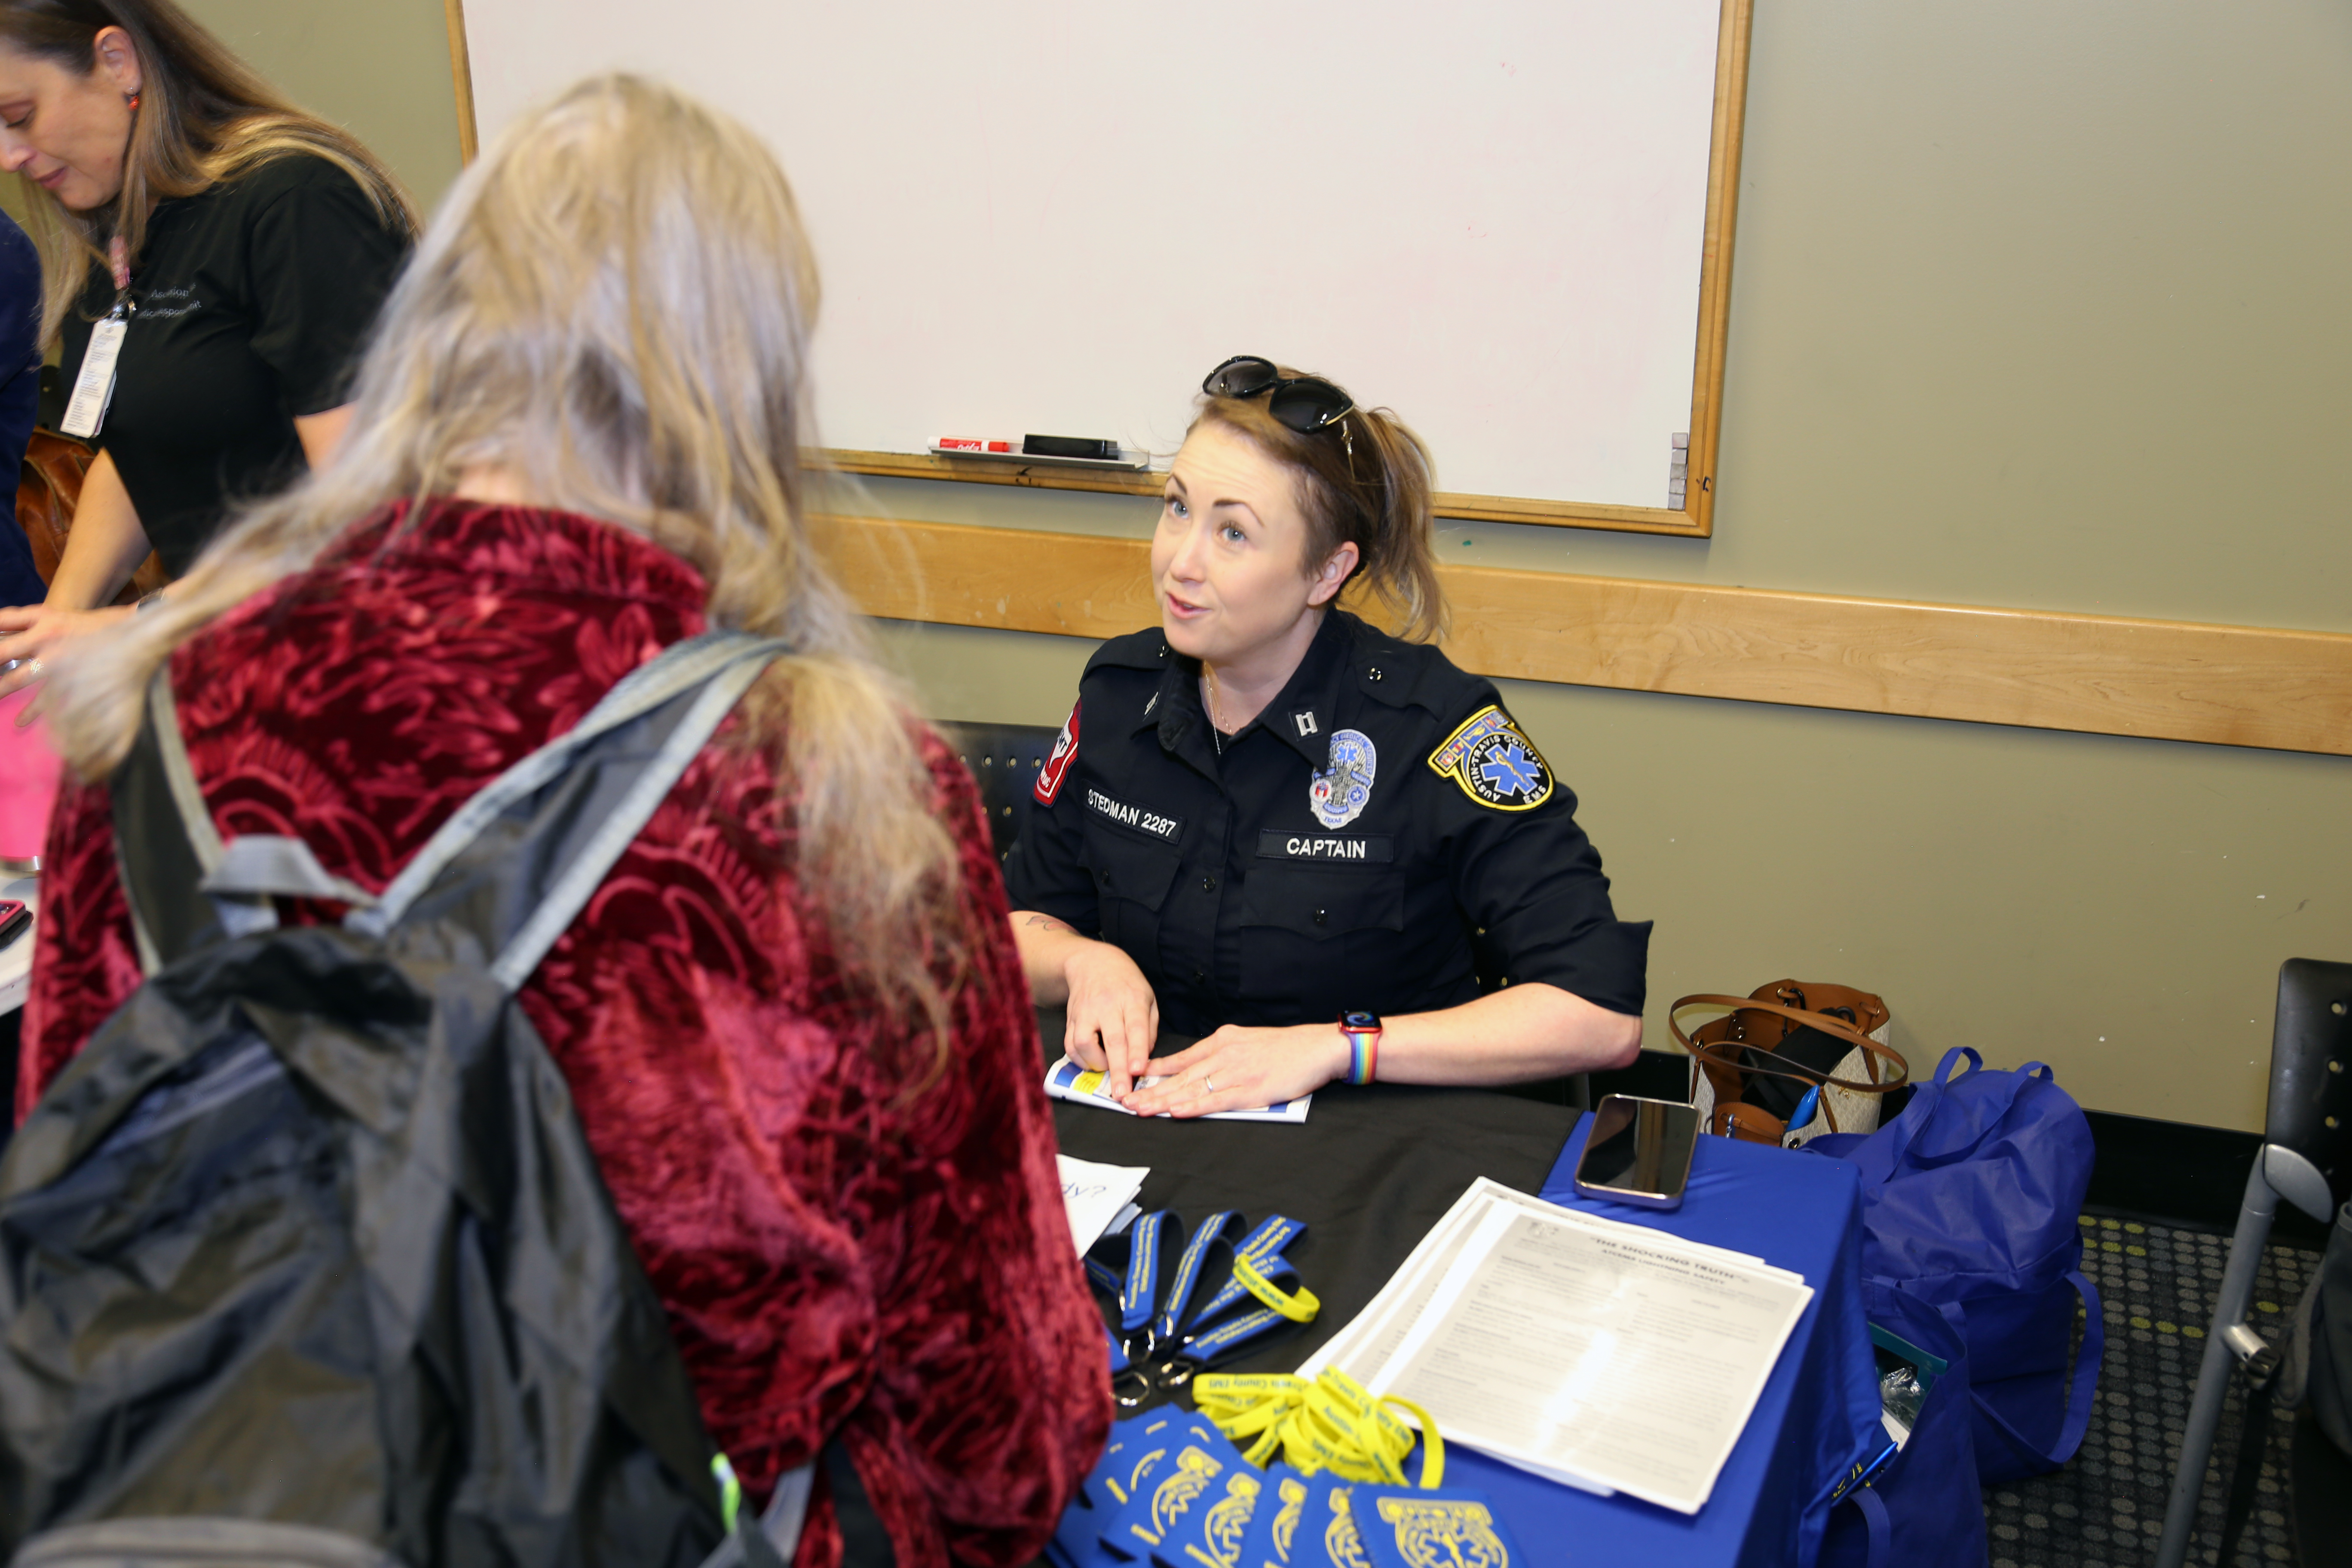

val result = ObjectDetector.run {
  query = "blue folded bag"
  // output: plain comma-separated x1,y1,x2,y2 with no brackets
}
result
1810,1045,2103,1483
1819,1280,1989,1568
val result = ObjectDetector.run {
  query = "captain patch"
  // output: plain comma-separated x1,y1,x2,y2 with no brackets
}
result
1035,700,1079,805
1428,704,1554,812
1257,830,1393,862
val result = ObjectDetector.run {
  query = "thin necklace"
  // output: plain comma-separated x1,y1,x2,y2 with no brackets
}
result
1202,668,1225,755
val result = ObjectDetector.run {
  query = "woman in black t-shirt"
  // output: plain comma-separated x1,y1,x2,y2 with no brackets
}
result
0,0,414,703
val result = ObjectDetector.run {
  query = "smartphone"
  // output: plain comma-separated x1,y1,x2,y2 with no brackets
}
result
1572,1094,1701,1211
0,899,28,949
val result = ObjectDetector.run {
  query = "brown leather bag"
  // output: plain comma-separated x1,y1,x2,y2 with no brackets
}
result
14,428,168,603
1673,980,1909,1146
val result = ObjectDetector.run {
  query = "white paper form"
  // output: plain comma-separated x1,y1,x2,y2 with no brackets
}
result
1305,1179,1796,1389
1044,1055,1311,1124
1302,1180,1521,1382
1056,1154,1148,1254
1370,1209,1814,1515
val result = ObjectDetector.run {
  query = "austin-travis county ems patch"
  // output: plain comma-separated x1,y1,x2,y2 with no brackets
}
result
1427,704,1554,812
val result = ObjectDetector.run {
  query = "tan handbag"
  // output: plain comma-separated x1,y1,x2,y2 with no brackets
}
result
1673,980,1909,1146
15,428,168,603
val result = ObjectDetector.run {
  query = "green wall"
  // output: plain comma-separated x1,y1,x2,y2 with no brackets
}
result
187,0,465,212
172,0,2352,1130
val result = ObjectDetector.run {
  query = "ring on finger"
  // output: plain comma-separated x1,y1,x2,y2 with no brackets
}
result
1204,1073,1216,1093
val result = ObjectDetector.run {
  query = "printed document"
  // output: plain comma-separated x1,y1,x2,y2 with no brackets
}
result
1056,1154,1148,1253
1044,1055,1311,1124
1369,1204,1813,1514
1304,1179,1791,1390
1307,1178,1810,1513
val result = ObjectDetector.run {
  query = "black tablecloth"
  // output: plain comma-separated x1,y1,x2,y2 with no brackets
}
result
1041,1008,1584,1376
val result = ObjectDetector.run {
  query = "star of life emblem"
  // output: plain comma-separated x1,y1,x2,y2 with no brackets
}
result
1309,729,1378,829
1427,704,1554,812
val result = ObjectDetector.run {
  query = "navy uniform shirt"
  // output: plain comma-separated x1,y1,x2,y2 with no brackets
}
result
1002,609,1650,1037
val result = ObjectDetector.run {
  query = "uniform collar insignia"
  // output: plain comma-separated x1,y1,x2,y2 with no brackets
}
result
1263,612,1359,767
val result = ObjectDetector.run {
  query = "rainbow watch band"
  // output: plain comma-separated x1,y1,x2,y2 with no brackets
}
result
1340,1011,1381,1085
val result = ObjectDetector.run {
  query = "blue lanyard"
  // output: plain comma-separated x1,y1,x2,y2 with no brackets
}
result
1089,1210,1315,1400
1154,1210,1241,1344
1188,1214,1307,1322
1119,1211,1177,1340
1178,1304,1291,1365
1159,1214,1310,1376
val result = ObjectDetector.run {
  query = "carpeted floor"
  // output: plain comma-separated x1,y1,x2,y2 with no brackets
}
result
1980,1213,2317,1568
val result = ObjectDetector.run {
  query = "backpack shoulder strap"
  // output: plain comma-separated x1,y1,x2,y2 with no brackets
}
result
111,670,261,974
342,630,790,987
120,631,788,985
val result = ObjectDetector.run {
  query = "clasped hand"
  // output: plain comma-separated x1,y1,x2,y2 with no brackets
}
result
1118,1022,1351,1119
0,602,135,711
1057,937,1350,1116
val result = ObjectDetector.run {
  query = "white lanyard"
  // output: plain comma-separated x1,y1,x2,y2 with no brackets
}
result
60,236,132,441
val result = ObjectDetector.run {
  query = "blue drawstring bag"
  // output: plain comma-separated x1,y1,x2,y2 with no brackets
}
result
1810,1046,2103,1484
1819,1281,1989,1568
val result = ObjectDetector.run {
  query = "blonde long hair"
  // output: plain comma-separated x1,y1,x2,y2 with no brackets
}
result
0,0,417,343
1196,380,1447,644
46,74,971,1060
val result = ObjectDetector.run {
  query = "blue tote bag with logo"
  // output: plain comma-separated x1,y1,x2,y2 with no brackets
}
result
1811,1046,2103,1484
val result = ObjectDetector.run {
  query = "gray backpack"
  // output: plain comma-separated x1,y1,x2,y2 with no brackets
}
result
0,633,812,1568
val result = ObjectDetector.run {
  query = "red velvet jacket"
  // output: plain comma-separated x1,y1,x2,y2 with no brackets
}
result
21,499,1109,1567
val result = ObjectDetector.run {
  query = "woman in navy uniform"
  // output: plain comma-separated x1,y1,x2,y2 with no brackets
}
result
1004,357,1649,1117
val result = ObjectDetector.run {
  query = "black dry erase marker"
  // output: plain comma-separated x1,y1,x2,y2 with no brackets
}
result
1023,435,1120,461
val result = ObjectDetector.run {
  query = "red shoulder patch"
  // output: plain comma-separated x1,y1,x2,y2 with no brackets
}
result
1035,700,1080,805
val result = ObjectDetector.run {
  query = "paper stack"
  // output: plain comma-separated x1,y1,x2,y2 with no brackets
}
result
1301,1177,1813,1515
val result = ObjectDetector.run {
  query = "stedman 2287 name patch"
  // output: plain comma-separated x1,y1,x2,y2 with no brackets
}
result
1085,786,1184,843
1426,704,1554,812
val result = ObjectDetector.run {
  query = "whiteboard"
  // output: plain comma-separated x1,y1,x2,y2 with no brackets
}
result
460,0,1732,513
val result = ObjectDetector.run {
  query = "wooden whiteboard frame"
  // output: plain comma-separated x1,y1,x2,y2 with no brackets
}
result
442,0,2352,755
446,0,1751,538
443,0,478,163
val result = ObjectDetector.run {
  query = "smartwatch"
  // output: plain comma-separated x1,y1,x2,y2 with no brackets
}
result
1339,1010,1382,1085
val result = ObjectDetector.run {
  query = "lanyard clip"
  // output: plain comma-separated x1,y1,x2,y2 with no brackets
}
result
1112,1366,1160,1409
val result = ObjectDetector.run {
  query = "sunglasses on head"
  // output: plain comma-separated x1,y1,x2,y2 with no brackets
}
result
1201,355,1356,435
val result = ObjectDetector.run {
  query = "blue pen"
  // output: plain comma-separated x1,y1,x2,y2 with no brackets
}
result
1826,1438,1900,1505
1790,1084,1822,1139
1855,1438,1899,1487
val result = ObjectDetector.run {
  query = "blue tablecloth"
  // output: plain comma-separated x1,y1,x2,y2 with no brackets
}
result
1434,1121,1883,1567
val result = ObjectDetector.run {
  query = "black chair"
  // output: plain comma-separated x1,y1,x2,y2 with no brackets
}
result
2154,958,2352,1568
934,722,1062,864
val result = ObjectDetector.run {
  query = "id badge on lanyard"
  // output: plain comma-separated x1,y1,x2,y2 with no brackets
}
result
61,236,132,441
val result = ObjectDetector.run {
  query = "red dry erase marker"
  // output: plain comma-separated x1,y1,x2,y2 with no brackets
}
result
938,436,984,450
